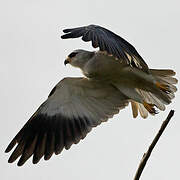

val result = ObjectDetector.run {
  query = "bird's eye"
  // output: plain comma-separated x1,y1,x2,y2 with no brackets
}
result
68,52,78,58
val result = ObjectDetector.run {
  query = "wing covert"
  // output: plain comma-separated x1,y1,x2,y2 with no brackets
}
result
5,77,129,166
61,24,149,72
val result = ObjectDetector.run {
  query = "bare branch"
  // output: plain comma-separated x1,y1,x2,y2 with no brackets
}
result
134,110,175,180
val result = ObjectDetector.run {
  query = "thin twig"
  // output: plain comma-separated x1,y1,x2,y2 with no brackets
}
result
134,110,175,180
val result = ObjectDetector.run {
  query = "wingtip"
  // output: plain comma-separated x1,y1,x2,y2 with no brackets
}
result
8,156,15,164
5,147,10,153
61,34,70,39
63,29,71,33
61,35,66,39
44,153,53,161
32,156,40,164
5,140,16,153
17,160,25,167
61,29,70,39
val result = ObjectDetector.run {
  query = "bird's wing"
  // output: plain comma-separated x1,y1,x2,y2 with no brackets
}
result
5,77,129,166
61,24,149,72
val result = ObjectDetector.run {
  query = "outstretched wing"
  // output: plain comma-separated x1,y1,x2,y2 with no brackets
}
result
61,24,149,72
5,77,129,166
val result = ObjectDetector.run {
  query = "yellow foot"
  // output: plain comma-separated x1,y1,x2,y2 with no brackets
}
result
156,82,170,93
143,102,158,115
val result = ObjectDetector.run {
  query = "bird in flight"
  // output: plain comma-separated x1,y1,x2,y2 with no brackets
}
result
5,25,177,166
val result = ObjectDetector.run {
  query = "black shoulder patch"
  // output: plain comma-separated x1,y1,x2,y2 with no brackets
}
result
48,86,57,97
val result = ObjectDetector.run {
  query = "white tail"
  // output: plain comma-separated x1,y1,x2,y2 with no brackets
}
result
131,69,177,118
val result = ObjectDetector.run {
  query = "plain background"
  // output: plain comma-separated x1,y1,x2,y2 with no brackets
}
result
1,0,179,179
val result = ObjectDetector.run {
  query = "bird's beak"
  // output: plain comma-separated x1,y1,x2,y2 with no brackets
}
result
64,57,71,66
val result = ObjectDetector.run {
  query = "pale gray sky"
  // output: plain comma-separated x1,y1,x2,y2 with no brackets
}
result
1,0,180,179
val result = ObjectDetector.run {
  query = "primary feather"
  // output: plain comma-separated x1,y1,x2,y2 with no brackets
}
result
5,78,129,166
5,25,178,166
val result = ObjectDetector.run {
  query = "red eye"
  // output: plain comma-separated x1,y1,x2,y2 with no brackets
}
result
68,52,78,58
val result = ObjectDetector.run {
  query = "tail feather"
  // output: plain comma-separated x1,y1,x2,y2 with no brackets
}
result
150,69,176,76
150,69,178,92
150,69,177,104
151,70,177,94
157,76,178,85
131,89,165,119
131,69,177,119
137,89,166,111
149,86,171,105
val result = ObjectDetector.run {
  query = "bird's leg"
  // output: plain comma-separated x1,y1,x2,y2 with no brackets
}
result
143,102,158,115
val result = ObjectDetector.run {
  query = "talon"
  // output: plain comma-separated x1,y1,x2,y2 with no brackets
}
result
156,82,171,93
143,102,158,115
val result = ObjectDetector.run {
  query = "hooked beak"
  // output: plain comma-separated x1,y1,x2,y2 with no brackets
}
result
64,57,71,66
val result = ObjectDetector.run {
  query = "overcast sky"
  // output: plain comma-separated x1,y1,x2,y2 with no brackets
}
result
1,0,180,179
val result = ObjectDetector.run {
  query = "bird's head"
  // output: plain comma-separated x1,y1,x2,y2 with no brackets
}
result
64,49,94,69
